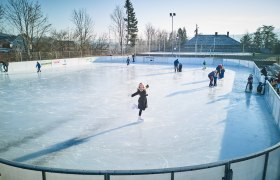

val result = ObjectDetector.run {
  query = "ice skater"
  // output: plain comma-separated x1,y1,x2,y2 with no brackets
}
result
216,64,223,77
1,61,9,72
261,66,268,77
202,60,206,70
257,82,264,94
208,70,216,87
131,83,149,121
219,66,225,79
132,54,135,62
174,59,179,72
245,74,253,92
36,61,41,73
178,63,183,72
126,56,130,66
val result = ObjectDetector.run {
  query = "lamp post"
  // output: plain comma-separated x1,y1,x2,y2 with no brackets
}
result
176,35,181,57
170,13,176,55
194,24,199,56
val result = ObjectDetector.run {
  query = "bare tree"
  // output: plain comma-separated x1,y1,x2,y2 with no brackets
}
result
145,23,156,52
92,33,109,54
50,29,69,51
0,4,4,32
51,29,68,41
110,5,126,55
72,9,94,51
5,0,51,59
156,30,168,52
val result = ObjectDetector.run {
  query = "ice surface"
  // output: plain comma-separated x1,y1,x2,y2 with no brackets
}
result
0,62,279,170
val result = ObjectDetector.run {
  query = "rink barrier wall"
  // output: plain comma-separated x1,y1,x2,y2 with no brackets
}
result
0,57,95,73
253,63,280,129
1,57,280,180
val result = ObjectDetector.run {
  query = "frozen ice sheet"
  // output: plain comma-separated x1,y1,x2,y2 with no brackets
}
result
0,62,279,170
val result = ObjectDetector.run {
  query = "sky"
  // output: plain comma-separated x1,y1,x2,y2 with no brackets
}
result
2,0,280,38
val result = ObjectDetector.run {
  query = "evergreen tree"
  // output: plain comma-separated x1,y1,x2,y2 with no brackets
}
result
240,33,252,52
253,28,262,52
177,27,187,45
124,0,138,47
273,40,280,54
261,25,277,52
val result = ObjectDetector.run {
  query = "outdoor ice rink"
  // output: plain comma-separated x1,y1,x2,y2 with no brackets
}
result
0,60,279,170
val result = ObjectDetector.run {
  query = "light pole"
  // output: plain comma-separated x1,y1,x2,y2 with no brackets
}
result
170,13,176,55
194,24,199,56
176,35,181,57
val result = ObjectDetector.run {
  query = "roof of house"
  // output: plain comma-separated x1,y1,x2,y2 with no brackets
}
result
186,35,240,46
0,33,17,42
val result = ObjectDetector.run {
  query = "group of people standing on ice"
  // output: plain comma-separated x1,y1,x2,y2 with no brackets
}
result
208,64,225,87
126,54,135,66
174,59,182,72
246,66,268,94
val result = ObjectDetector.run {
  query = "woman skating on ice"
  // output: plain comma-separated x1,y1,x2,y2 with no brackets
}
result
131,83,149,121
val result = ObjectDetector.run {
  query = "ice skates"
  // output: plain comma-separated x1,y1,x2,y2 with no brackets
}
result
138,116,144,122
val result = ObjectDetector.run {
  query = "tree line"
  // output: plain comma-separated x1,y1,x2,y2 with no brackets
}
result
0,0,189,60
1,0,277,61
240,25,280,54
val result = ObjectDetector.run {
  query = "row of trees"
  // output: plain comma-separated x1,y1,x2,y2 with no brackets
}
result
110,1,187,54
0,0,189,60
3,0,278,61
240,25,280,54
0,0,138,59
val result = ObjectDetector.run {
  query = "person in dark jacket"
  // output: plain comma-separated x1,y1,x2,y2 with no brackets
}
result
202,60,206,70
216,64,223,77
36,61,41,72
257,82,263,94
246,74,253,92
174,59,179,72
261,67,268,77
178,63,183,72
126,56,130,66
1,61,9,72
208,71,216,87
219,67,225,79
131,83,149,121
132,54,135,62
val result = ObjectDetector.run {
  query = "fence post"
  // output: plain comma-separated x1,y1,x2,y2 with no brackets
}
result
171,172,174,180
223,163,233,180
42,171,46,180
104,174,110,180
262,152,269,180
